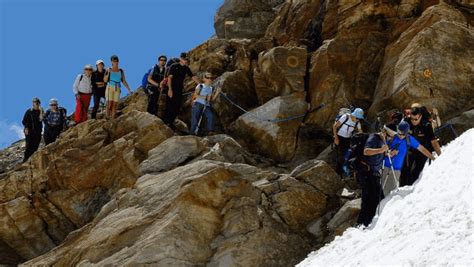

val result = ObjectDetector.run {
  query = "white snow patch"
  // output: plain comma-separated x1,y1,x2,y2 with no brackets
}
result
298,129,474,266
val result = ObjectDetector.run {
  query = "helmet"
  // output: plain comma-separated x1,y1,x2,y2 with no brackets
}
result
49,98,58,106
398,121,410,135
351,108,364,120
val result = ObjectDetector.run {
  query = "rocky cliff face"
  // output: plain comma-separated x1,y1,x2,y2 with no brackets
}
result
1,0,472,266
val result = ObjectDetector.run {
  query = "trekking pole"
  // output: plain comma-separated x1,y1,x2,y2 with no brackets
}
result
194,105,207,135
377,159,386,216
382,137,399,190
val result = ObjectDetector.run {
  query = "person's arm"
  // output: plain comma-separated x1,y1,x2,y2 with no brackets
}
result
39,106,44,121
73,75,80,98
431,139,442,156
364,145,388,156
103,69,110,83
120,71,132,94
333,121,342,145
147,73,159,87
22,110,30,136
417,145,436,160
357,121,363,133
168,75,174,98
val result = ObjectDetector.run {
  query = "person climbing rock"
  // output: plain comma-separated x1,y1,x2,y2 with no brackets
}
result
43,98,67,145
73,64,93,124
356,130,388,227
91,59,107,119
381,121,435,196
146,55,167,116
164,52,199,128
400,107,441,186
22,97,44,162
190,72,219,135
104,55,132,119
333,108,364,175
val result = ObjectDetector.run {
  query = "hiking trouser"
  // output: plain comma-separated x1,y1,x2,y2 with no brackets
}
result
163,91,183,126
191,102,215,134
357,170,384,226
75,93,91,124
381,168,401,196
336,136,351,175
400,150,427,187
44,125,62,145
91,87,106,119
146,86,160,116
23,132,42,162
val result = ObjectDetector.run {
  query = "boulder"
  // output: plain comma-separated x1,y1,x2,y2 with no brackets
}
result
118,88,148,115
232,92,308,162
214,0,283,39
305,22,388,129
254,46,307,105
0,139,24,174
327,198,361,236
265,0,325,49
139,136,207,174
212,70,258,131
23,161,311,266
290,159,344,196
369,4,474,121
0,112,172,261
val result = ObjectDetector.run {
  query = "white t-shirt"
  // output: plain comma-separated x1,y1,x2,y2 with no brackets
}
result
336,113,361,138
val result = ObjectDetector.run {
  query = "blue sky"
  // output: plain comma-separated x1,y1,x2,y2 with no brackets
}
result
0,0,223,148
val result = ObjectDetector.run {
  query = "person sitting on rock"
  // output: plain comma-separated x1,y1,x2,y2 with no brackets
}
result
22,97,44,162
104,55,133,119
190,72,219,135
43,98,68,145
333,108,364,175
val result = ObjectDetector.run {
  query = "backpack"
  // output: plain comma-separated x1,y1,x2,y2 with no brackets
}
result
336,110,360,135
166,58,180,69
343,132,370,175
141,67,153,89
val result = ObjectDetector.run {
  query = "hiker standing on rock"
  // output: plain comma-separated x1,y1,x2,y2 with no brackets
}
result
73,64,93,124
43,98,67,145
91,59,107,119
190,72,219,135
333,108,364,175
356,130,388,227
146,55,167,116
164,52,199,128
381,121,435,196
104,55,132,119
22,97,44,162
400,107,441,186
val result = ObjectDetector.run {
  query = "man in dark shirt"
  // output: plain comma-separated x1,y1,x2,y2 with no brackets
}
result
357,132,388,227
22,97,44,162
164,52,199,127
146,55,167,116
91,60,107,119
400,107,442,186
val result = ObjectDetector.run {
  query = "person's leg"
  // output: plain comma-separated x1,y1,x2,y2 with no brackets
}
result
367,172,383,225
51,126,61,143
74,96,83,123
23,134,33,162
44,127,52,145
147,88,155,115
170,94,183,125
357,172,370,226
399,152,414,187
205,107,215,133
24,133,42,162
190,103,203,134
91,93,100,119
409,154,428,185
337,137,350,174
111,101,117,119
82,94,91,122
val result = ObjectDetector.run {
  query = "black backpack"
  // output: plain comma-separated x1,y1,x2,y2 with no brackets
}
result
344,133,370,175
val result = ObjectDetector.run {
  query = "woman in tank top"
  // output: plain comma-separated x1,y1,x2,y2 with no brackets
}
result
104,55,132,119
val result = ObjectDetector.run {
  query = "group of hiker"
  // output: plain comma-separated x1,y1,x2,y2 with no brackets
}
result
333,105,442,227
21,52,219,162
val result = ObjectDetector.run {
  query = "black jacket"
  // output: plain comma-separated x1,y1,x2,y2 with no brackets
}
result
22,108,43,134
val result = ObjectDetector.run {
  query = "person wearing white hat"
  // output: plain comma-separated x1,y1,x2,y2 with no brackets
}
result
91,59,106,119
72,64,93,123
43,98,67,145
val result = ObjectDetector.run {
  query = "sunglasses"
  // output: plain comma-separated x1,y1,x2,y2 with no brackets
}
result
50,104,57,106
85,68,93,71
159,59,167,62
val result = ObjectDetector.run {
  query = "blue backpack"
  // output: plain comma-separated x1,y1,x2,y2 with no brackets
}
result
141,67,153,89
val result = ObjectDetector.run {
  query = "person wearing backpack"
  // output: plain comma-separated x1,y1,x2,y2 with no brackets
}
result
22,97,44,162
43,98,67,145
72,64,93,124
91,59,107,119
356,130,389,227
190,72,219,135
146,55,167,116
333,108,364,175
164,52,199,127
381,121,435,196
400,107,441,186
104,55,132,119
